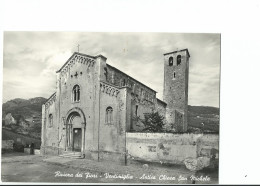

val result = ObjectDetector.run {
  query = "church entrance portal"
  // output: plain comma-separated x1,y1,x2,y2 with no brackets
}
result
65,110,86,153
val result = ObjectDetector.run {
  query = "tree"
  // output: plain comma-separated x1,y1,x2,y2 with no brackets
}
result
133,112,166,132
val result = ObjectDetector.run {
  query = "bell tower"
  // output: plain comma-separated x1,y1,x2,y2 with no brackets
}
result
163,49,190,132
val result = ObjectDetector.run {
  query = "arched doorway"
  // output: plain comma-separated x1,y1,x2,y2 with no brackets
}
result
65,108,86,153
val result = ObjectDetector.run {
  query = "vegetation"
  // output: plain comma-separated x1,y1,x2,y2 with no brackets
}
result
187,105,219,133
2,97,47,139
133,112,166,132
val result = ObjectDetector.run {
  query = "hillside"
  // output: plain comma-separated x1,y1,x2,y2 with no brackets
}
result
2,97,219,139
187,105,219,133
2,97,47,139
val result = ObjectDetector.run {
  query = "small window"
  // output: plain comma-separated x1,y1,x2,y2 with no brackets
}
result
105,106,113,124
104,67,108,81
177,55,181,65
169,57,173,66
174,72,176,78
121,79,126,87
135,105,138,116
49,114,53,127
72,85,80,102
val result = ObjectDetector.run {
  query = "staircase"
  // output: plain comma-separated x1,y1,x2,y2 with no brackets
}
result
59,151,83,159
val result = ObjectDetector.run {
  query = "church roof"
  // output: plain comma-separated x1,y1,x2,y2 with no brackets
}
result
107,64,157,93
157,98,167,106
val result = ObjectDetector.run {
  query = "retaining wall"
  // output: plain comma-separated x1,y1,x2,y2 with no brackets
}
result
126,132,219,164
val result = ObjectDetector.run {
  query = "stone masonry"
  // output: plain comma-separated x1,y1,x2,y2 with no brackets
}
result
41,49,190,162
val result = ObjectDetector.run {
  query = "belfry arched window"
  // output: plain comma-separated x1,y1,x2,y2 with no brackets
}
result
105,106,113,124
177,55,181,65
72,85,80,102
169,57,173,66
49,114,53,127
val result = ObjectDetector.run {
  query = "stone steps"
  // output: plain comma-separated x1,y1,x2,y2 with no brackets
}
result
59,152,83,159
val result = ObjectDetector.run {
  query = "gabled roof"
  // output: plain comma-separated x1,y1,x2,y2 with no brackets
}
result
56,52,96,73
44,92,56,105
55,52,157,93
163,48,190,57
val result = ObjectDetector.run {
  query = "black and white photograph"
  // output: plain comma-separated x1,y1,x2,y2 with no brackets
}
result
1,32,220,184
1,0,260,185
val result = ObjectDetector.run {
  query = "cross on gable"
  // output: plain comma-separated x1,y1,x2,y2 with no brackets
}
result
74,72,78,77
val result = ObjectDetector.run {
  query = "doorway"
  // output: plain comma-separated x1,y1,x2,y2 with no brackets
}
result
73,128,82,152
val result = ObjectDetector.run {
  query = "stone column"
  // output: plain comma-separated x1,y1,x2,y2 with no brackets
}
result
64,123,67,151
81,122,86,157
68,124,73,151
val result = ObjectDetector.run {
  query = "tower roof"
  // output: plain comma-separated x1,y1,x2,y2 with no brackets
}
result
163,48,190,57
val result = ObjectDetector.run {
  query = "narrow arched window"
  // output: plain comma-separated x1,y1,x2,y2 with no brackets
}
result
111,71,115,84
169,57,173,66
177,55,181,65
104,67,108,81
72,85,80,102
49,114,53,127
105,106,113,124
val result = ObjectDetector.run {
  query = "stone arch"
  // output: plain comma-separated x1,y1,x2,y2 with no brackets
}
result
64,107,86,153
65,107,86,125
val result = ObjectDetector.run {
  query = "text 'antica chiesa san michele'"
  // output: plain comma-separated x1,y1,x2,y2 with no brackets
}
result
41,48,190,161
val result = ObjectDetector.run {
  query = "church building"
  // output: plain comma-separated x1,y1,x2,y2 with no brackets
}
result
41,49,190,162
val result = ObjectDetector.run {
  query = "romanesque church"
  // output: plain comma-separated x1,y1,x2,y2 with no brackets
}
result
41,49,190,161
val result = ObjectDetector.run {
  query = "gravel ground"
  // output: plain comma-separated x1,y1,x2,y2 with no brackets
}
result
1,152,218,184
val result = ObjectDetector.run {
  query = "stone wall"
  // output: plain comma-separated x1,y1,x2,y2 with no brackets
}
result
43,94,57,148
2,140,14,150
126,132,219,165
99,82,122,153
107,64,156,103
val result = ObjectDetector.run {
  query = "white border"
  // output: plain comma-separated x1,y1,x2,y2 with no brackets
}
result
1,0,260,184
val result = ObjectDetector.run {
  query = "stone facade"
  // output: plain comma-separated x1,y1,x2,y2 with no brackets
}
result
163,49,190,131
41,49,190,162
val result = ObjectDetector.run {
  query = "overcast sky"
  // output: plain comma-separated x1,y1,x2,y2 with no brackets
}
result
3,32,220,107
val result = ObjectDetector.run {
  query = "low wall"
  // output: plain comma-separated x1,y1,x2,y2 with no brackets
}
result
2,140,14,150
24,147,33,155
2,128,41,148
126,133,219,165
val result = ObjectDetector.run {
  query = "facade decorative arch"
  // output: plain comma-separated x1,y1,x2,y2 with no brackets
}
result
65,107,86,125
